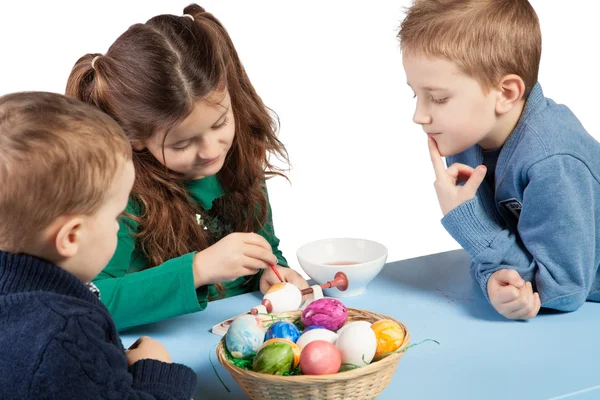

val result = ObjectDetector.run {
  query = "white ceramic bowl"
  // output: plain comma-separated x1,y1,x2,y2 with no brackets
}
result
296,238,388,297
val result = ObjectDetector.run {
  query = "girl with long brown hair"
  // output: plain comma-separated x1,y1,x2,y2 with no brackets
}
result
65,4,308,331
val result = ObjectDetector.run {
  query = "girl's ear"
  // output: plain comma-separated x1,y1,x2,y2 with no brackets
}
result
54,217,84,258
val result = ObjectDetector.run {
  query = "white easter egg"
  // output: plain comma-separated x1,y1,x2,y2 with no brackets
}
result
336,320,372,335
296,328,338,351
335,323,377,367
264,282,302,313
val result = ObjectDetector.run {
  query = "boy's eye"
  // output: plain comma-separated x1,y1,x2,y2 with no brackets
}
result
431,97,448,104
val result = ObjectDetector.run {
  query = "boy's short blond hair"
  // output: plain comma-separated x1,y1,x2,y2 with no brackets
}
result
0,92,131,252
399,0,541,97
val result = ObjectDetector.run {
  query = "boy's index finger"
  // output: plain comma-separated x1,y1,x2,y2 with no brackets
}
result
427,136,446,177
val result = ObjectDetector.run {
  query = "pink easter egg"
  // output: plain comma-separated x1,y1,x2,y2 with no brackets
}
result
300,340,342,375
301,298,347,331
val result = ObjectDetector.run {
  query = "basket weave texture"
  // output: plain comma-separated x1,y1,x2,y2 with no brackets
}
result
217,308,410,400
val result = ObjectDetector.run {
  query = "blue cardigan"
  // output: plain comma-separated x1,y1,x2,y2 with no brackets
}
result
443,83,600,312
0,251,196,399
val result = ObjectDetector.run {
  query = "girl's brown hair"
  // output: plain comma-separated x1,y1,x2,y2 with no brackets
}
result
65,4,288,290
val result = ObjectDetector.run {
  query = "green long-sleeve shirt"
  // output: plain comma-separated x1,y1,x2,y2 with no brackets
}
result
93,175,287,331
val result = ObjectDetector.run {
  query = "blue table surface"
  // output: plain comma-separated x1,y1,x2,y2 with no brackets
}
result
121,250,600,400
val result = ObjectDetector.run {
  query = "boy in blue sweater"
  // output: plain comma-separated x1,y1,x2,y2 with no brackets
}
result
0,92,196,398
399,0,600,319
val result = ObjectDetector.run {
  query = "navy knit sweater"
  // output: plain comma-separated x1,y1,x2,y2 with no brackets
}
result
0,251,197,399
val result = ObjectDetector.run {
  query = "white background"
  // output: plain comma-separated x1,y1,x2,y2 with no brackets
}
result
1,1,598,274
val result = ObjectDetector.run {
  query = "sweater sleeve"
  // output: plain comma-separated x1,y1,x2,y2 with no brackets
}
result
29,315,197,400
93,203,208,331
441,155,600,312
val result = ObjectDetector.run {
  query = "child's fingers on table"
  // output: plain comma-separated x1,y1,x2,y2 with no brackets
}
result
529,292,541,318
508,283,541,320
497,300,524,319
507,299,538,320
505,283,536,319
427,136,447,177
508,304,536,320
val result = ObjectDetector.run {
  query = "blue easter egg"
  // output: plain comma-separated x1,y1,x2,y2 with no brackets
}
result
265,321,301,343
304,325,326,332
226,315,265,359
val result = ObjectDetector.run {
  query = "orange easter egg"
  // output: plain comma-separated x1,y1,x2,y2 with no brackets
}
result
261,338,301,368
265,282,288,294
371,319,405,360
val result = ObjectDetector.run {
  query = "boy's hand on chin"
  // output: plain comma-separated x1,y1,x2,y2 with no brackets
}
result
427,137,487,215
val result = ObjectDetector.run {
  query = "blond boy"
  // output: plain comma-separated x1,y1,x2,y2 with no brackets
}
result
0,92,196,398
399,0,600,319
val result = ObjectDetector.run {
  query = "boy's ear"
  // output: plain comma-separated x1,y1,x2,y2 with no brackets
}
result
54,216,85,258
495,74,526,115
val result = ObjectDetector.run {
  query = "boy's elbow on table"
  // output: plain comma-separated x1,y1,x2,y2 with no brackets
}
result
540,289,587,312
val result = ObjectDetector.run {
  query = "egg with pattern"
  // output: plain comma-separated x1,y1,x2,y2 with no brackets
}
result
265,321,301,343
371,319,405,360
225,314,265,359
301,298,347,331
261,338,301,368
252,342,294,375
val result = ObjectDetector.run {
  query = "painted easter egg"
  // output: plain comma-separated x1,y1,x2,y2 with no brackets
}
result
303,325,326,332
261,338,301,368
264,282,303,313
335,322,377,367
371,319,405,360
336,320,372,335
296,328,338,351
225,315,265,359
300,340,342,375
265,321,301,343
301,298,347,331
252,342,294,375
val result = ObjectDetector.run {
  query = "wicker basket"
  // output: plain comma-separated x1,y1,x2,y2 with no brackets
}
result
217,308,410,400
